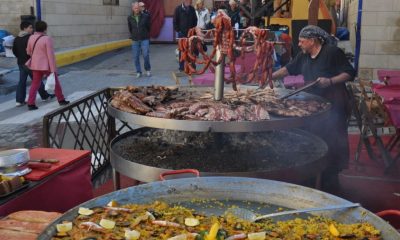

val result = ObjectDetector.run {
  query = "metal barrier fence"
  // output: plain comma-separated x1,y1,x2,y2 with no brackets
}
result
42,88,134,179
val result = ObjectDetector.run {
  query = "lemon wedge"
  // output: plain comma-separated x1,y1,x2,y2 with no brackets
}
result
184,217,200,227
205,222,219,240
56,222,72,233
78,207,94,216
329,223,340,237
248,231,266,240
99,218,116,229
107,200,118,207
125,229,140,240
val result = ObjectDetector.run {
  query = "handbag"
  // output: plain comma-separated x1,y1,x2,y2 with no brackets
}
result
25,35,44,69
45,73,56,92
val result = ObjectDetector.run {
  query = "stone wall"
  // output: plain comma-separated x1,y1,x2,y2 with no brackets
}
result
349,0,400,80
0,1,33,35
42,0,133,49
347,0,358,51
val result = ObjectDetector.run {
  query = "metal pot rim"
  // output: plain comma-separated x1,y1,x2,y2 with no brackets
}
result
37,177,400,240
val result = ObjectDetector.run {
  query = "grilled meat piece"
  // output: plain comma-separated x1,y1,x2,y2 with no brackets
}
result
111,99,140,114
251,104,270,120
195,108,209,117
142,96,156,106
111,86,328,120
189,102,210,114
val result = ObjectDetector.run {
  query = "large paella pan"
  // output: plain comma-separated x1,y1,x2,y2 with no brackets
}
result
38,177,399,239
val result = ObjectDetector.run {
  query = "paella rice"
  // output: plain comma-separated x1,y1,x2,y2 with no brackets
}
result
52,200,381,240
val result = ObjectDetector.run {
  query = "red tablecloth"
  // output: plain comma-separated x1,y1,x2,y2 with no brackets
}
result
372,85,400,128
0,148,93,216
384,101,400,128
372,85,400,102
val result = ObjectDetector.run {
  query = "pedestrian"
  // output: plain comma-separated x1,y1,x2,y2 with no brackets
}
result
271,25,356,190
195,0,210,30
227,0,240,28
239,0,251,28
173,0,197,72
128,2,151,78
138,2,150,16
12,21,53,107
26,20,69,110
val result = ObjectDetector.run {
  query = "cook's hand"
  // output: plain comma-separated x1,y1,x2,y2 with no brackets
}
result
317,77,332,88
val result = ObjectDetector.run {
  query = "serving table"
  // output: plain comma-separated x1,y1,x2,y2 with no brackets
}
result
0,148,93,216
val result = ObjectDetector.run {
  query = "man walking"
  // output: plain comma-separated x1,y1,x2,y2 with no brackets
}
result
173,0,197,72
128,2,151,78
12,21,53,106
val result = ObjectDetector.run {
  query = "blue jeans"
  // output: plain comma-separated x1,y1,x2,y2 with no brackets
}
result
131,39,151,73
16,65,48,103
177,32,186,71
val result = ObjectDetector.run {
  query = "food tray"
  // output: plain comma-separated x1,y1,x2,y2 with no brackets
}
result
0,181,29,198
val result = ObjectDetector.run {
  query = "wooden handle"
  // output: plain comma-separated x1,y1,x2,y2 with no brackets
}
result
28,162,52,169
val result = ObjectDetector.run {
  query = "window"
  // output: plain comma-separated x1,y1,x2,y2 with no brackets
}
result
103,0,119,6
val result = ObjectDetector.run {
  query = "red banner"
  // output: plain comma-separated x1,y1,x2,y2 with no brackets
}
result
142,0,165,38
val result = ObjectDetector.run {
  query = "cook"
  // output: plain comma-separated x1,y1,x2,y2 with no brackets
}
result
272,25,356,190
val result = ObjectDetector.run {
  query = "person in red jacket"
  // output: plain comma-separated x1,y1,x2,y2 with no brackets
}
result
26,21,69,110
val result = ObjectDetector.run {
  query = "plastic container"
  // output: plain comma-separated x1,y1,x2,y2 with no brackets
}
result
0,29,9,53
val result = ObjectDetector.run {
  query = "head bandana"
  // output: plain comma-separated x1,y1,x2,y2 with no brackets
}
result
299,25,336,45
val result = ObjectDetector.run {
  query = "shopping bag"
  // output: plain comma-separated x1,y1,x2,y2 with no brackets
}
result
25,58,32,69
45,73,56,92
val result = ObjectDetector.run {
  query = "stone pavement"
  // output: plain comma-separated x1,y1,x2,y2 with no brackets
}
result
0,44,189,149
0,56,18,95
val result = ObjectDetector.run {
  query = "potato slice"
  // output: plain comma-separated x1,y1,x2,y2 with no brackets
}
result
125,229,140,240
184,218,200,227
56,222,72,233
78,207,94,216
99,218,115,230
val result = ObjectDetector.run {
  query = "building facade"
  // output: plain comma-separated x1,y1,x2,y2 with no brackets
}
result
348,0,400,79
1,0,133,49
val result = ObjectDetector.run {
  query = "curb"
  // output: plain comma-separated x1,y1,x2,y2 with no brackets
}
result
55,39,132,67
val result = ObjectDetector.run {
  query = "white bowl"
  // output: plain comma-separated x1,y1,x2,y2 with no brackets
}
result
0,149,30,168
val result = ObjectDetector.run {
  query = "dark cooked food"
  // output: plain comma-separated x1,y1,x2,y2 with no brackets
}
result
52,200,381,240
113,129,327,172
110,86,330,121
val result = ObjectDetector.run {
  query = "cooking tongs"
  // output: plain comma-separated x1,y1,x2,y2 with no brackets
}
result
279,79,320,100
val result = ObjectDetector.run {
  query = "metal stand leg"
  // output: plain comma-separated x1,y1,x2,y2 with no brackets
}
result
113,168,121,190
348,84,378,162
214,47,225,101
387,135,399,151
354,134,364,163
359,99,395,172
172,72,180,85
